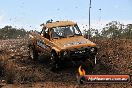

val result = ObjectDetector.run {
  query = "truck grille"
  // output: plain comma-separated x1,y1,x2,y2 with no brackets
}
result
70,49,86,57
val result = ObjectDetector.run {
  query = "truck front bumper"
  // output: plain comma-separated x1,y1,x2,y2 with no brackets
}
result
60,47,97,61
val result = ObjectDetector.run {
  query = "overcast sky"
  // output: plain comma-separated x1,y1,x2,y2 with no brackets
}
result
0,0,132,31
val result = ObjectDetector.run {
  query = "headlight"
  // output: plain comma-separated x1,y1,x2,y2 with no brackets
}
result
61,51,69,59
90,47,95,52
90,47,97,54
63,51,67,56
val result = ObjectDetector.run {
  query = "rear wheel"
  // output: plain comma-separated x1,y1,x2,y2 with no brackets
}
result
29,45,38,60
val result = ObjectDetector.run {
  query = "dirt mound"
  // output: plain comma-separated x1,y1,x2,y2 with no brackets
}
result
94,39,132,75
0,39,131,88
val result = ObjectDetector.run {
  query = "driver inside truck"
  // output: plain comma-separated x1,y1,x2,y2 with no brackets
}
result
41,27,50,39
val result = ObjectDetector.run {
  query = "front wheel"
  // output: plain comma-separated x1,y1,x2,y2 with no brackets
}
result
50,52,61,71
82,55,97,73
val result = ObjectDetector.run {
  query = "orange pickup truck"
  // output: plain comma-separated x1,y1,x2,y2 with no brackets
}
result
28,20,97,70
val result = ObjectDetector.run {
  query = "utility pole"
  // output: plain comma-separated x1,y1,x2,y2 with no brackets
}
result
88,0,92,39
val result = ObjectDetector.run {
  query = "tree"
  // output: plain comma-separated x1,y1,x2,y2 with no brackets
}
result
123,24,132,39
0,26,28,39
101,21,124,39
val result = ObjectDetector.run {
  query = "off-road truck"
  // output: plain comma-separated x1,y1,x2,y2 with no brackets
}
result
28,20,97,70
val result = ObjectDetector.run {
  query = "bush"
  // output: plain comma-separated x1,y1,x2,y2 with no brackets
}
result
0,26,28,39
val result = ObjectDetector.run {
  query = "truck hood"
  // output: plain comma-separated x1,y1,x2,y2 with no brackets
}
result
52,36,96,50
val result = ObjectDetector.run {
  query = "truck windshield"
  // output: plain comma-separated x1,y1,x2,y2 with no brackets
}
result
51,25,82,39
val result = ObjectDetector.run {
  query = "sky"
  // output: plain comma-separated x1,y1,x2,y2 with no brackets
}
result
0,0,132,31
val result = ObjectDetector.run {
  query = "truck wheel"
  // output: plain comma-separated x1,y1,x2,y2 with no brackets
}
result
81,59,93,73
77,75,86,84
50,52,60,71
90,55,97,67
29,45,38,60
82,56,96,73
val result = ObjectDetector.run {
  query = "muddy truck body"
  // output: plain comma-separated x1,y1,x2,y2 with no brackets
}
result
28,21,97,70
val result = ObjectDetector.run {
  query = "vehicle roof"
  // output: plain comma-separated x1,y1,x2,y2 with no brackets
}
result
45,21,77,29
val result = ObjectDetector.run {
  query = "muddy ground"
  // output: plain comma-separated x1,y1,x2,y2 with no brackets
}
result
0,38,131,88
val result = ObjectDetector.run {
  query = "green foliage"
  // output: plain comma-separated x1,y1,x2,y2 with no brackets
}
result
84,21,132,39
0,26,28,39
1,21,132,40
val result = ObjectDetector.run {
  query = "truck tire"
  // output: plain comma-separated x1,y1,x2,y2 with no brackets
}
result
82,55,96,73
29,45,38,60
50,52,60,71
77,75,86,84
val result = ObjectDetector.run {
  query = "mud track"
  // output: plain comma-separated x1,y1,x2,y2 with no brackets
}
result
0,39,131,88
